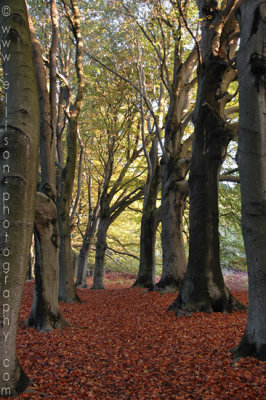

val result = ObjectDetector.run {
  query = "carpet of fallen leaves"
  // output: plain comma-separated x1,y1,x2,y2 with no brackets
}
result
4,271,266,400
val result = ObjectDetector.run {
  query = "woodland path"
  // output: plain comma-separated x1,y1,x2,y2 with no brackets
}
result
6,271,266,400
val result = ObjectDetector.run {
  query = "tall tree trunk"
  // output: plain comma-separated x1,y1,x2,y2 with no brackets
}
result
155,87,193,293
75,184,100,288
0,1,39,395
133,136,161,290
91,218,109,290
232,1,266,360
73,252,79,278
75,214,99,288
156,155,189,292
133,165,160,289
25,0,67,329
57,117,81,302
26,194,67,331
154,44,197,293
169,2,245,314
57,0,85,302
58,200,79,301
76,246,90,287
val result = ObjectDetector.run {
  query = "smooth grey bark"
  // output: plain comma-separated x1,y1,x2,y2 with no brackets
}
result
0,1,39,395
169,0,246,313
76,247,89,283
232,1,266,361
25,0,67,330
57,0,85,302
92,218,109,290
155,92,194,293
73,252,79,278
58,206,80,301
26,194,67,331
133,139,161,290
156,154,189,292
154,47,197,293
133,166,160,289
75,205,100,288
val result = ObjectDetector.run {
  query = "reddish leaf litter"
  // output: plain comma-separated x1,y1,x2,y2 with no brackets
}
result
3,272,266,400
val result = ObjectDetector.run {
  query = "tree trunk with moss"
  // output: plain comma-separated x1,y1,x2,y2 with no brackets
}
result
0,1,39,395
232,0,266,361
169,1,246,314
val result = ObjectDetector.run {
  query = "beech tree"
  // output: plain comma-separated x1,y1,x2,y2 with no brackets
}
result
75,148,101,288
169,0,245,314
133,137,161,289
57,0,85,302
25,0,67,331
130,1,197,292
132,43,162,289
232,0,266,361
0,0,39,395
91,1,197,291
90,80,144,289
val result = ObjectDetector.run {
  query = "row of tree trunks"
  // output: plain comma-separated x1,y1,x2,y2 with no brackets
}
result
25,0,66,330
154,39,198,292
169,0,245,314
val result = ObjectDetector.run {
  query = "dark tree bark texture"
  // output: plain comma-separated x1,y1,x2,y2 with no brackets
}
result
133,138,161,290
169,0,246,314
155,48,197,293
232,0,266,361
57,0,85,302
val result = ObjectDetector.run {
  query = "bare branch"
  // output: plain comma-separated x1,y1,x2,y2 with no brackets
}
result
219,174,240,183
106,246,140,261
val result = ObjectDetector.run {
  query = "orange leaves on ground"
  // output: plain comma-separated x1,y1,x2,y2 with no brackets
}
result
4,275,266,399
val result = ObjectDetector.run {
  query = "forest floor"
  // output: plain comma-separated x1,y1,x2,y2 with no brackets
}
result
5,270,266,399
